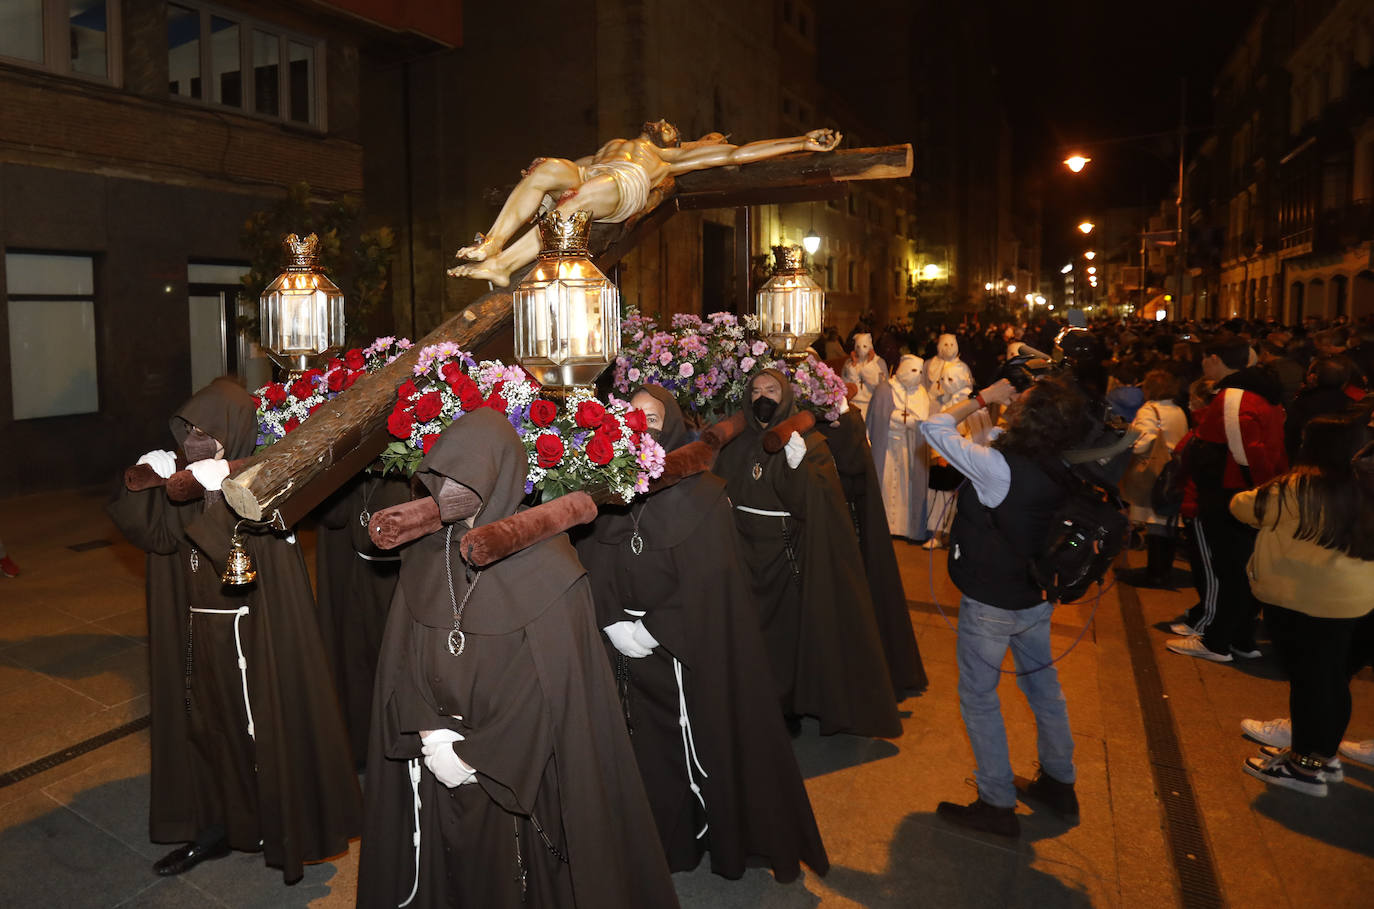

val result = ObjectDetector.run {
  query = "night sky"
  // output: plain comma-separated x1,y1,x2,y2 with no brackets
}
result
983,0,1262,265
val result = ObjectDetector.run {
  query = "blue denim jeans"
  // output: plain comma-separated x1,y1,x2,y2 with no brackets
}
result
956,596,1076,808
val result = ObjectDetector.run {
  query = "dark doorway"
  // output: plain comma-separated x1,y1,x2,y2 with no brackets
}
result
702,220,734,316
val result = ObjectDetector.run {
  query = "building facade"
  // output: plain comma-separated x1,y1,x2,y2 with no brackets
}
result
0,0,456,496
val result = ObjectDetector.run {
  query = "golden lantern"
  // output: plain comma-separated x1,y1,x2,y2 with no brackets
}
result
259,233,346,373
755,245,825,361
513,210,620,390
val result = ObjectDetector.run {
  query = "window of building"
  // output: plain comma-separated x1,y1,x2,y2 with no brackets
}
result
167,2,323,127
847,192,858,217
0,0,119,83
6,251,100,420
847,260,856,292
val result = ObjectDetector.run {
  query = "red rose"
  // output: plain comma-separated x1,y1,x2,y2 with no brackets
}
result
625,408,648,432
397,379,419,402
327,369,346,392
596,414,623,443
290,377,315,400
263,383,287,407
327,357,344,371
345,370,363,389
309,402,323,414
529,399,557,428
574,400,606,428
414,391,444,422
344,348,366,370
458,382,485,412
387,409,415,439
486,393,508,413
441,362,465,382
422,433,440,454
284,416,301,433
586,433,615,465
251,395,262,410
535,433,564,468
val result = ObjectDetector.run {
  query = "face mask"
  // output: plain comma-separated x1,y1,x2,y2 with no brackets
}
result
752,396,779,424
183,430,220,462
646,428,664,444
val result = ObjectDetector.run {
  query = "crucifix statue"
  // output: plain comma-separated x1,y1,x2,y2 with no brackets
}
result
449,119,843,286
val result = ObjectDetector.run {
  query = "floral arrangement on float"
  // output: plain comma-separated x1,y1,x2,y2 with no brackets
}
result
377,342,665,503
251,336,412,450
611,309,847,424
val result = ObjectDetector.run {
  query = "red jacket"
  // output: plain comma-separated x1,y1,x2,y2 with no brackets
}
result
1193,367,1288,492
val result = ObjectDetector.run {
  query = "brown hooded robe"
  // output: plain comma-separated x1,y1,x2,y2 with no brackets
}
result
713,370,902,738
357,408,679,909
106,377,362,883
315,472,410,765
574,385,828,881
816,408,928,695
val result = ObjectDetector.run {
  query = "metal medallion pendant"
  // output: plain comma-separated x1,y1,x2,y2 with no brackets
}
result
189,549,199,573
359,509,371,528
751,462,763,481
630,531,644,556
447,629,466,656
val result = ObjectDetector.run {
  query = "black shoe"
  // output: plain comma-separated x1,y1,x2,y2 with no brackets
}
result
153,839,230,876
1016,769,1080,823
784,715,802,738
936,797,1020,838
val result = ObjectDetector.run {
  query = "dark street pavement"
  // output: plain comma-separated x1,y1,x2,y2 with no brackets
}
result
0,486,1370,907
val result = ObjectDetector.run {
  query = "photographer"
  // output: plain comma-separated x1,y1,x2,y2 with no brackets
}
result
922,376,1090,838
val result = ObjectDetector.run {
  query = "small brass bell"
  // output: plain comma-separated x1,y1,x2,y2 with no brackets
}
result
221,525,257,586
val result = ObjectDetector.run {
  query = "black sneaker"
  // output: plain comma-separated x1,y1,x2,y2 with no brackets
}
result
936,797,1020,838
1016,769,1080,823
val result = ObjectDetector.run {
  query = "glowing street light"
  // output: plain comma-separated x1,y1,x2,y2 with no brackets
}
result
1060,263,1073,274
1087,266,1097,275
922,263,941,280
802,229,821,256
1064,154,1091,173
1034,294,1046,305
984,281,995,291
1078,221,1096,235
1084,250,1096,260
1006,284,1017,294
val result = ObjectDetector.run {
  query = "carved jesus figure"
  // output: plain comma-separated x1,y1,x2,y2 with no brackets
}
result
449,119,842,286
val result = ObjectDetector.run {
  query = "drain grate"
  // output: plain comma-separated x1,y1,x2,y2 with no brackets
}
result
68,539,112,552
0,715,151,789
1117,573,1226,908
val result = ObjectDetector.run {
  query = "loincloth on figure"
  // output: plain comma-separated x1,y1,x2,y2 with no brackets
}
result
577,159,653,223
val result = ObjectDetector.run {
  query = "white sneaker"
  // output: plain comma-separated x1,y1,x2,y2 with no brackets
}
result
1259,745,1342,783
1230,644,1262,659
1169,622,1201,636
1241,717,1291,748
1166,636,1233,662
1338,738,1374,767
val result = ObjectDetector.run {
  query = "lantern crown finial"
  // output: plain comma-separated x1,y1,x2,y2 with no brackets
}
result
283,233,321,269
771,244,807,273
535,210,592,257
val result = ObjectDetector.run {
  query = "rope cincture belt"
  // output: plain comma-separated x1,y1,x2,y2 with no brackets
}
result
673,657,710,839
188,605,255,740
734,505,792,517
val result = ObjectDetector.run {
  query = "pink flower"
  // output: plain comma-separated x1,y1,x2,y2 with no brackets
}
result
628,367,641,382
740,356,756,372
678,362,694,378
752,340,768,356
658,351,673,366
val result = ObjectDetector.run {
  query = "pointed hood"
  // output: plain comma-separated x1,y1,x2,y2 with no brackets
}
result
171,377,257,459
400,408,585,634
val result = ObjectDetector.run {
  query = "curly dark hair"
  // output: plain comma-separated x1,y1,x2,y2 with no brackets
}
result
992,376,1090,460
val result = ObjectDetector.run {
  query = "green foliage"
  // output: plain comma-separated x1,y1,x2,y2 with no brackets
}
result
238,182,395,346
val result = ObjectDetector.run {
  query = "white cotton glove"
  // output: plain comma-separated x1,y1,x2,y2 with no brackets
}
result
784,431,806,469
631,619,659,652
137,449,178,480
604,621,653,658
421,729,477,787
187,458,231,492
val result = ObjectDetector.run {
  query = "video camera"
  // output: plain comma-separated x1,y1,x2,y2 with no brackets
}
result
995,346,1059,391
